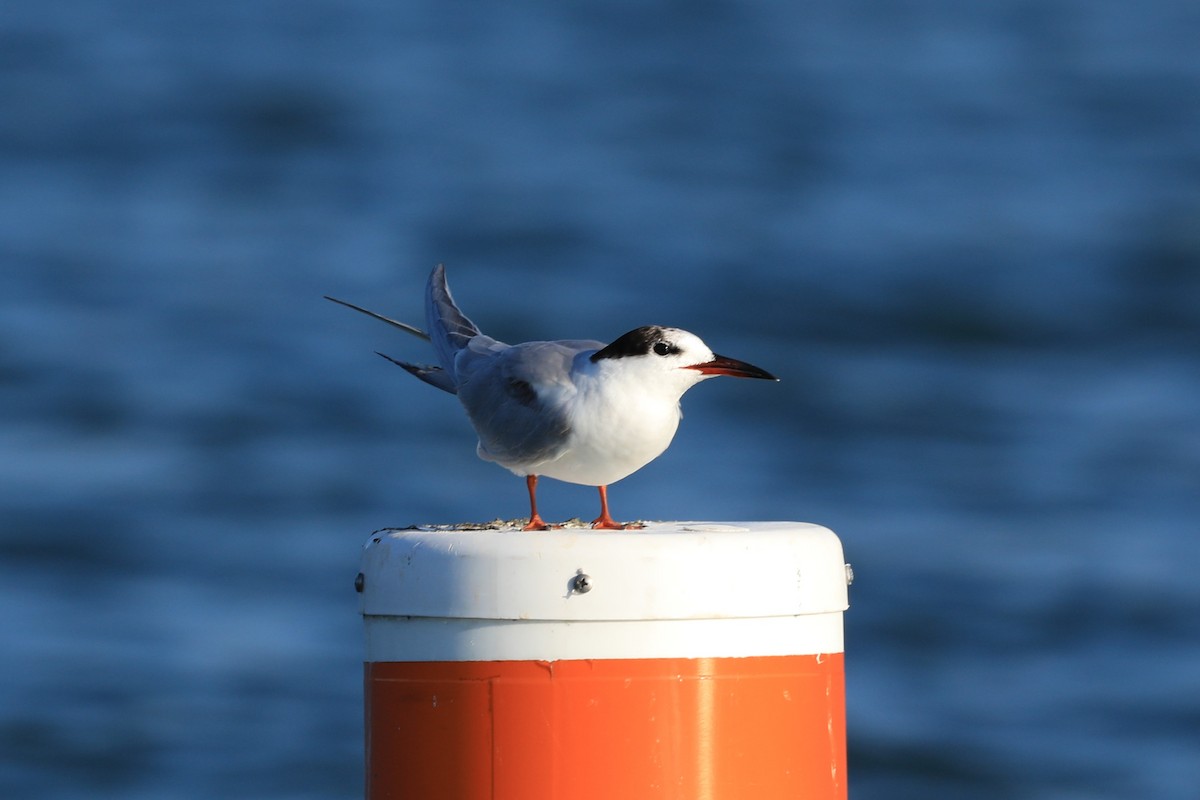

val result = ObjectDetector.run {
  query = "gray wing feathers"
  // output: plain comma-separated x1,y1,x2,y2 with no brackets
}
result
375,352,457,394
331,266,605,471
456,341,598,468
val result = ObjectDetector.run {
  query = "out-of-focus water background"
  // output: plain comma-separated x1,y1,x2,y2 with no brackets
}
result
3,1,1198,798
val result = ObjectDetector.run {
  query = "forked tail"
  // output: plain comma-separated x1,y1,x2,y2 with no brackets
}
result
425,263,482,381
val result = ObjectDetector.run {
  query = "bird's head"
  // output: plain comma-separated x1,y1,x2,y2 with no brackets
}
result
590,325,777,393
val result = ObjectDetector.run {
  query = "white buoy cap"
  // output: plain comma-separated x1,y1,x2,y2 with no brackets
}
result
360,521,850,661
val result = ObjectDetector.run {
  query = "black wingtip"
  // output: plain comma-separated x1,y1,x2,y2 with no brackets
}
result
375,351,407,367
375,352,457,394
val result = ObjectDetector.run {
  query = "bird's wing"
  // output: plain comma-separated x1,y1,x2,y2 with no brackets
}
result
375,352,457,394
456,339,603,469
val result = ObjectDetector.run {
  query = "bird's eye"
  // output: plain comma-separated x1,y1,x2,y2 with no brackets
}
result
653,341,673,356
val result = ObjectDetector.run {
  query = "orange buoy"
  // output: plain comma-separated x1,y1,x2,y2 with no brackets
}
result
360,521,850,800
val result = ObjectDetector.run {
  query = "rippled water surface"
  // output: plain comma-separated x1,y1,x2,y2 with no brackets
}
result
3,2,1199,798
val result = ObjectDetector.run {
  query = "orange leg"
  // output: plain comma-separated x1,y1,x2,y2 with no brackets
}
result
591,485,642,530
522,475,553,531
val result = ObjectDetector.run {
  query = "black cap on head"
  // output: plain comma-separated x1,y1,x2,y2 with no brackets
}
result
591,326,681,362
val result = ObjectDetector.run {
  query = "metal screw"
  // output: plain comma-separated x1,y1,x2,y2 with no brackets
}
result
844,563,854,586
354,572,365,593
572,572,593,594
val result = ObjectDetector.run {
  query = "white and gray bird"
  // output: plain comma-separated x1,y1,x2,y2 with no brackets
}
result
327,264,777,530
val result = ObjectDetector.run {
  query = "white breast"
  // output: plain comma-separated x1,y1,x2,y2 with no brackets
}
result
531,361,687,487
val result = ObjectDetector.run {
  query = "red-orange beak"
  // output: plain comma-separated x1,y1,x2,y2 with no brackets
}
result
687,354,778,381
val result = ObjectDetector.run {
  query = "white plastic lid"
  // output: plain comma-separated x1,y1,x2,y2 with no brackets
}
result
359,521,848,622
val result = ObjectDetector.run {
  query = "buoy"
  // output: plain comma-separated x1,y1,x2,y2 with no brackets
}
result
360,521,850,799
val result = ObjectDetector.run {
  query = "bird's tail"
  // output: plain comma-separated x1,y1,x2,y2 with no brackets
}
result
323,295,431,340
425,264,482,380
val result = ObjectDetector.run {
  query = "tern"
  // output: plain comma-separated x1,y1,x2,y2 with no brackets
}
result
327,264,777,530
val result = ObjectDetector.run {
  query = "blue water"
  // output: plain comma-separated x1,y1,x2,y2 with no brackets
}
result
3,1,1199,797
